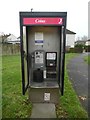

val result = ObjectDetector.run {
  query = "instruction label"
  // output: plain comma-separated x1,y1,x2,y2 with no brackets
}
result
35,51,43,64
35,32,43,45
44,93,50,101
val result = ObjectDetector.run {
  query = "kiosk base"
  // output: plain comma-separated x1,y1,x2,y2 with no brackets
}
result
28,87,60,104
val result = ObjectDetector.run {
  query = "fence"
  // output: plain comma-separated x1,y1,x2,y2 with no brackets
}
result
2,43,20,55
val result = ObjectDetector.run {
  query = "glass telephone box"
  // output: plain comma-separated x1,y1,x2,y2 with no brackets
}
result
19,12,67,97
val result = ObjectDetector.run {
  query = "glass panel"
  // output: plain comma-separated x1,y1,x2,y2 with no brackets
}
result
23,26,28,91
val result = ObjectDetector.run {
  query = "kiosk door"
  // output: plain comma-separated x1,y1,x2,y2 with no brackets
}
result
20,27,29,95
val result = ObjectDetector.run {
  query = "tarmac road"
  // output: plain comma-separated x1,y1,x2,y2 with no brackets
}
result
67,53,89,112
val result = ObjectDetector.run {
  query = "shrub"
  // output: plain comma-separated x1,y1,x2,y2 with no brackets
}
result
68,48,75,53
85,45,90,52
74,44,84,53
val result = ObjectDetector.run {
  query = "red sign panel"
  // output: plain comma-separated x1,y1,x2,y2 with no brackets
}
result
23,17,63,25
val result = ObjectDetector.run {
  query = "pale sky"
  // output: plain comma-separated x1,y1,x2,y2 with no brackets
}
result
0,0,89,39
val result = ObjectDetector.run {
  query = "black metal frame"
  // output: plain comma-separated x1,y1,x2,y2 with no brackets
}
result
19,12,67,95
59,26,66,95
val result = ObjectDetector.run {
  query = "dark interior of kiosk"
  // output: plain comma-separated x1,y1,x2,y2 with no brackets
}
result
24,26,62,88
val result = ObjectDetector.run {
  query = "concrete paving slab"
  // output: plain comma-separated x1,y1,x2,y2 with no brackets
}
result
30,103,56,118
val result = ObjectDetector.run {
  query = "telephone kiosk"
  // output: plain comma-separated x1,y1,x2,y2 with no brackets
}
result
19,12,67,103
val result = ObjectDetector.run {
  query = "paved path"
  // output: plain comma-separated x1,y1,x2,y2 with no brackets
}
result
30,103,56,118
67,53,89,112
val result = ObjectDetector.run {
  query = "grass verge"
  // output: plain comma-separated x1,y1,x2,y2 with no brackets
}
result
56,53,88,118
84,55,90,65
2,55,32,118
2,53,88,118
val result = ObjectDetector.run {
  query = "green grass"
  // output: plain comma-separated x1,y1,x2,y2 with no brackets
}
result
2,55,32,118
2,54,88,118
84,55,90,65
56,53,88,118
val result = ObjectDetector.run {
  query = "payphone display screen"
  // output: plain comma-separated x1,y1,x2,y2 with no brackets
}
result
46,53,56,60
46,52,57,67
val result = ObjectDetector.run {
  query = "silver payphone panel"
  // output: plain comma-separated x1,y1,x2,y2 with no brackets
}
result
35,51,44,64
31,50,45,69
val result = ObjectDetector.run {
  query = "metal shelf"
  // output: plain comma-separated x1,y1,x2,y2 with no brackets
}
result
30,80,59,88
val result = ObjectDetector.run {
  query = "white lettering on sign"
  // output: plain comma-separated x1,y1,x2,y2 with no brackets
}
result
35,19,46,23
58,18,63,24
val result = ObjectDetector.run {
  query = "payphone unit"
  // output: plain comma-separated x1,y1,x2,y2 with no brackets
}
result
31,51,57,82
